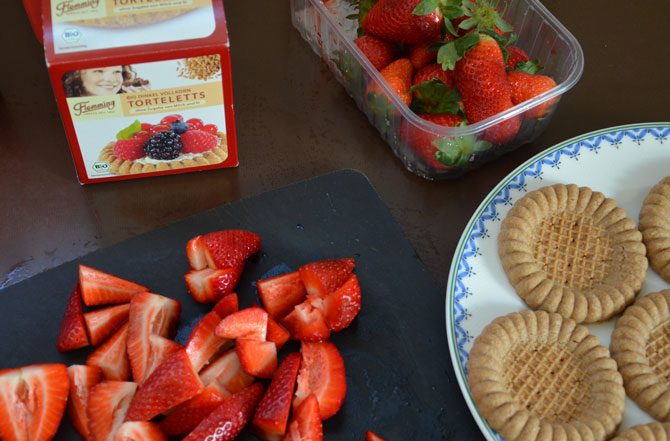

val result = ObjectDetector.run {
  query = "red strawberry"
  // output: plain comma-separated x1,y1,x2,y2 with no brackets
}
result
353,35,397,71
366,431,387,441
401,113,466,170
362,0,442,44
507,70,558,119
257,271,307,320
186,235,208,270
87,381,138,441
281,299,330,342
252,353,301,441
57,283,90,352
282,394,323,441
87,322,131,381
79,265,149,306
215,307,268,341
298,258,356,298
366,59,413,108
184,265,244,303
186,118,204,130
181,130,219,154
67,364,104,441
149,125,169,134
202,230,261,269
0,364,69,441
126,292,182,383
113,139,146,161
412,63,454,91
455,35,521,144
266,316,290,351
159,384,225,437
84,303,130,346
408,40,438,71
114,422,166,441
323,274,362,332
505,45,530,70
183,383,264,441
199,349,254,395
159,114,183,125
236,339,278,379
294,341,346,420
213,292,240,318
125,349,204,422
185,311,233,372
201,124,218,135
132,130,150,142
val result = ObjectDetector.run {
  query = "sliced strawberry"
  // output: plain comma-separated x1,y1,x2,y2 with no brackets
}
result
257,271,307,320
185,311,233,372
213,292,239,318
252,353,301,441
236,339,277,379
298,258,356,298
79,265,149,306
210,264,245,298
282,394,322,441
57,283,90,352
159,383,225,437
266,316,290,351
184,383,264,441
366,430,387,441
215,307,268,341
0,364,69,441
201,230,261,269
126,292,181,383
87,323,131,381
294,341,346,420
84,303,131,346
184,265,243,303
181,130,219,154
141,335,184,383
67,364,104,441
87,381,138,441
199,349,254,395
323,274,362,332
186,235,208,270
281,299,330,342
125,349,203,422
114,422,166,441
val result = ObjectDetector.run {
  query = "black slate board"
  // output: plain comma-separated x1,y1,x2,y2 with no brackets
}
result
0,169,482,441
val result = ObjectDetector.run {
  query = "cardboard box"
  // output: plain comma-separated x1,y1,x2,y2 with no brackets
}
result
42,0,238,183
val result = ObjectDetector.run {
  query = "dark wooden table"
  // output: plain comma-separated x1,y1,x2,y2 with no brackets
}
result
3,1,668,291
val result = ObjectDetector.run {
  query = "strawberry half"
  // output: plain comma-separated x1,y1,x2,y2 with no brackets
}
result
298,258,356,298
186,236,208,270
84,303,130,346
185,265,244,303
201,230,261,269
294,341,346,420
181,130,219,154
266,316,290,351
87,322,131,381
184,383,264,441
252,352,301,441
185,310,233,372
366,430,387,441
114,422,167,441
67,364,104,441
57,283,90,352
257,271,307,320
213,292,240,318
236,339,278,379
281,299,330,342
323,274,362,332
215,307,268,341
283,394,323,441
0,364,69,441
125,349,204,422
199,349,254,395
159,383,226,437
113,138,146,161
79,265,149,306
87,381,138,441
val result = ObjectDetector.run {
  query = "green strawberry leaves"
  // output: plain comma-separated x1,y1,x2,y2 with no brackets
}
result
332,50,367,97
409,79,462,115
460,0,513,33
434,31,480,70
433,135,492,167
116,120,142,140
347,0,379,37
515,59,544,74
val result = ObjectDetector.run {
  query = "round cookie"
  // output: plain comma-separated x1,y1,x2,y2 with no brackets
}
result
468,309,625,441
498,183,648,323
639,176,670,282
611,422,670,440
611,290,670,421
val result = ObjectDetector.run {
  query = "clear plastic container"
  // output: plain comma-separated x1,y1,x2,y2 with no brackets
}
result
290,0,584,180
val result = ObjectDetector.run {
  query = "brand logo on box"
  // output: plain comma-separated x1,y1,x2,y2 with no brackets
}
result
61,28,82,42
55,0,100,16
72,100,116,117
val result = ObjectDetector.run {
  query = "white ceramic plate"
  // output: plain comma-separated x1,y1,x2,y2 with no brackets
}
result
446,122,670,440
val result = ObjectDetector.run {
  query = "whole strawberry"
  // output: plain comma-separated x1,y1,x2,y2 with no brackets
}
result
354,35,396,71
401,113,465,169
507,70,558,119
412,63,454,91
367,58,413,107
362,0,442,45
455,34,520,144
505,45,530,70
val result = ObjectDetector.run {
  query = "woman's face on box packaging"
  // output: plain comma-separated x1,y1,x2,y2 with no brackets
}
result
80,66,123,96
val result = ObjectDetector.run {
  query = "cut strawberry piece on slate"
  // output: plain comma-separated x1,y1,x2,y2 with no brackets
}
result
57,283,90,352
114,422,167,441
199,349,254,395
201,230,261,269
282,394,323,441
323,274,362,332
185,265,243,303
281,299,330,342
213,292,239,318
252,352,301,441
67,364,104,441
257,271,307,320
236,339,277,379
366,430,387,441
185,311,233,372
125,349,203,422
215,307,268,341
126,292,181,383
266,316,290,351
298,258,356,298
184,383,264,441
88,381,138,441
79,265,149,306
87,322,131,381
84,303,131,346
294,341,346,420
141,335,184,383
159,383,225,437
186,236,209,270
0,364,69,441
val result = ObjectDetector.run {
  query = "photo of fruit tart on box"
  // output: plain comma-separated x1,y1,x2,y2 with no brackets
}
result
99,115,228,175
